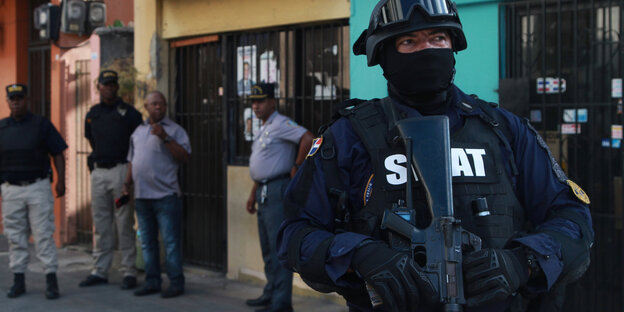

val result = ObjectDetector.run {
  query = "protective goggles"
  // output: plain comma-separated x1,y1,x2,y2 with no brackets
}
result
378,0,455,26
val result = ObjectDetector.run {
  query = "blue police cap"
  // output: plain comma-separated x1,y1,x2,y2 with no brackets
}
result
249,83,275,100
6,84,27,98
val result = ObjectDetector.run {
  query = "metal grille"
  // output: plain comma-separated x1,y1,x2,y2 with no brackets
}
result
226,21,350,164
27,48,51,118
175,41,227,270
28,0,51,118
173,20,350,269
75,60,93,244
500,1,623,310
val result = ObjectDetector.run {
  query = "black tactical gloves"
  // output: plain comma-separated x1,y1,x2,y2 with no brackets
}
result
351,241,438,312
463,247,530,307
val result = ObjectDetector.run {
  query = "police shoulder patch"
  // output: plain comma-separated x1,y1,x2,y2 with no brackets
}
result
567,180,590,204
307,137,323,158
286,120,300,127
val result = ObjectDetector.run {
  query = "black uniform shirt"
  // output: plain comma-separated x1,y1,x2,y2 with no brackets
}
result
0,112,68,182
85,99,142,164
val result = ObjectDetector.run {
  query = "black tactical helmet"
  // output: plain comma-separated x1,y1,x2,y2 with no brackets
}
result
353,0,467,66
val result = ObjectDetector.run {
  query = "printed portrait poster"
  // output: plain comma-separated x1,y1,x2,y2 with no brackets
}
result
237,45,257,96
243,107,261,142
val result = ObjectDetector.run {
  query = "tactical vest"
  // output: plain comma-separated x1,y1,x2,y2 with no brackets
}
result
325,98,527,249
0,115,49,175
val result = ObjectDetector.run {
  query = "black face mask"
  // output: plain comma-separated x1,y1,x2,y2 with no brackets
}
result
380,47,456,100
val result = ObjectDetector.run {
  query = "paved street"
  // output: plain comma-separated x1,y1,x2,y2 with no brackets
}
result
0,235,347,312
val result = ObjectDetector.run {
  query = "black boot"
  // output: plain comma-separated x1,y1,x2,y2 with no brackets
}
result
45,273,60,299
7,273,25,298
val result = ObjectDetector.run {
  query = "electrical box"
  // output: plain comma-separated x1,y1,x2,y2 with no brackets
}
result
34,3,61,40
87,1,107,33
60,0,87,34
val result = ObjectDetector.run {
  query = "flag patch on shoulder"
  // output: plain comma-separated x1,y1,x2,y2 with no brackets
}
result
307,137,323,158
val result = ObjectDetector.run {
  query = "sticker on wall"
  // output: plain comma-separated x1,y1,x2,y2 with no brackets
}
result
561,123,580,135
577,109,588,123
530,109,542,123
603,138,612,147
612,125,623,139
613,139,622,149
613,78,622,98
537,77,566,94
563,109,577,123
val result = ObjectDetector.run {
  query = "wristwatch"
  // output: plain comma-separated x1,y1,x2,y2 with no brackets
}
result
163,135,173,143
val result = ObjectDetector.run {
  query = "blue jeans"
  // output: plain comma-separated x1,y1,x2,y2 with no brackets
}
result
135,194,184,289
256,177,293,308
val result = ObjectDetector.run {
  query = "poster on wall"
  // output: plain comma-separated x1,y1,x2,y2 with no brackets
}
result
260,50,280,96
237,46,257,96
243,107,261,142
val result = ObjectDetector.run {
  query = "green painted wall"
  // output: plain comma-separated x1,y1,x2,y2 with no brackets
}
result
350,0,501,103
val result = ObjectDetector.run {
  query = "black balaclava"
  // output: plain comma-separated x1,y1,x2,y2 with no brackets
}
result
380,43,456,115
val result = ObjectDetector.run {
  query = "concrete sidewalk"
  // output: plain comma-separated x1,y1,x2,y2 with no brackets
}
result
0,235,347,312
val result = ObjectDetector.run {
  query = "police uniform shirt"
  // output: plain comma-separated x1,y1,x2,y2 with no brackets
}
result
249,111,306,182
277,85,592,293
85,99,143,164
0,112,68,182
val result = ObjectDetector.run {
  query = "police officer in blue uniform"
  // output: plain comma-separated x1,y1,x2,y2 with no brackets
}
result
246,83,314,312
1,84,67,299
80,70,142,289
277,1,593,311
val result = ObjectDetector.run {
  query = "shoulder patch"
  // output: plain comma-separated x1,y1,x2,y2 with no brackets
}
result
307,137,323,158
567,180,590,204
286,120,300,127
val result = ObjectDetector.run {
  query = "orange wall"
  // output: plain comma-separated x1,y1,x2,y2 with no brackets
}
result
0,0,29,117
106,0,134,26
0,0,30,234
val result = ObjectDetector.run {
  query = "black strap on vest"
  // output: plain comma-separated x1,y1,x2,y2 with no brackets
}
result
323,97,399,231
472,97,520,177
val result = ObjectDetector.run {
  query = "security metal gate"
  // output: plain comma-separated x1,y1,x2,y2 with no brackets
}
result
175,39,227,271
173,20,350,270
75,60,93,244
500,1,623,310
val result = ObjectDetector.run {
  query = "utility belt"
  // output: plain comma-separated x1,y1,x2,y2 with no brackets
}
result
5,176,48,186
256,173,290,205
94,161,126,169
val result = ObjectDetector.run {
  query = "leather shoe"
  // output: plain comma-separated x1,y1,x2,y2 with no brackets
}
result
134,286,161,296
161,287,184,298
79,275,108,287
121,276,137,290
255,306,294,312
246,294,271,307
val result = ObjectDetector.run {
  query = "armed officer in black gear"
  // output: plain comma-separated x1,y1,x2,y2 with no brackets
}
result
80,70,142,289
277,1,594,311
1,84,67,299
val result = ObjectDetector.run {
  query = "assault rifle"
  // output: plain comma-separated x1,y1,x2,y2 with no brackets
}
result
375,116,482,311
